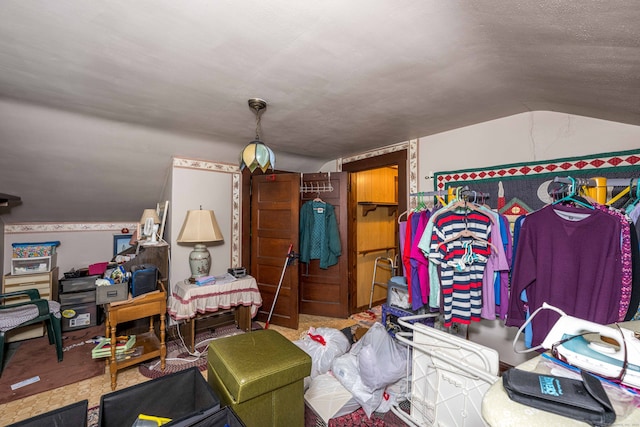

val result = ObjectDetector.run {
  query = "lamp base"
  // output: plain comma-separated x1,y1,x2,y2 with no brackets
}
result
188,243,211,280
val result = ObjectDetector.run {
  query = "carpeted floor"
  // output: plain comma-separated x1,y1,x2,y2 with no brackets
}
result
5,309,398,426
0,325,106,405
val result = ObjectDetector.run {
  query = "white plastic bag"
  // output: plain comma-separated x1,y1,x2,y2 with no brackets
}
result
294,327,351,378
331,352,384,418
375,376,410,414
352,322,409,391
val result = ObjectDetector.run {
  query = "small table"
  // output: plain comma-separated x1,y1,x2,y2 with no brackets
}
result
104,284,167,390
167,275,262,352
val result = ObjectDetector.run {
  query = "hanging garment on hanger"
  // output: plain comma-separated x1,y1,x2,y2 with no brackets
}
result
506,203,622,348
409,210,431,310
416,205,443,310
626,223,640,321
495,213,513,320
299,200,341,269
427,209,493,327
592,203,632,321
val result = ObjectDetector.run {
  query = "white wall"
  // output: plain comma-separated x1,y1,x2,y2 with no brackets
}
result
418,111,640,192
417,110,640,366
169,166,234,287
3,226,135,277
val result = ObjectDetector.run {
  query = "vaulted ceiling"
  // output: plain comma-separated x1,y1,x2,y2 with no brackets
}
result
1,1,639,224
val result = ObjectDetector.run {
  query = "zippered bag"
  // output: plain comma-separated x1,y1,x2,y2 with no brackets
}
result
502,368,615,426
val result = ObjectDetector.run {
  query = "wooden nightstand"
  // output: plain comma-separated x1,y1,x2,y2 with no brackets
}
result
104,283,166,390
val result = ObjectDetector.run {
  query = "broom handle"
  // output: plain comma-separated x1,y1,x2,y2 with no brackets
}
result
265,243,293,329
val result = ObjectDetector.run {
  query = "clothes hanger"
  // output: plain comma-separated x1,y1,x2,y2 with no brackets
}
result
620,178,639,212
552,177,594,210
438,227,497,253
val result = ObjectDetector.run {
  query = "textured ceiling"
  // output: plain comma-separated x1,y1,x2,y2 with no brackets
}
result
1,1,639,224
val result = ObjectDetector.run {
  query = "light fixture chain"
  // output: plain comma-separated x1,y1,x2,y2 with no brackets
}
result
255,110,261,141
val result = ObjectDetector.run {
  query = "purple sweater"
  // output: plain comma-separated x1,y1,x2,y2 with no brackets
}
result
506,204,622,347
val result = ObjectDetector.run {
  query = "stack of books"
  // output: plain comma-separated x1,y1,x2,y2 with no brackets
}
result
91,335,137,359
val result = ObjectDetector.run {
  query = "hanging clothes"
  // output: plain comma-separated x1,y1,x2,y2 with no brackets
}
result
426,208,493,326
409,210,431,310
506,203,622,348
299,200,341,269
496,213,513,320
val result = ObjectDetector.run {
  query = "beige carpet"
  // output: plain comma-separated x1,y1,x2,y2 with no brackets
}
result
258,313,359,341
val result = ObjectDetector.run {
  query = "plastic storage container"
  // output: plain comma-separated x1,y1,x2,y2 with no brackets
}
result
11,241,60,258
11,254,57,275
6,399,88,427
99,367,221,427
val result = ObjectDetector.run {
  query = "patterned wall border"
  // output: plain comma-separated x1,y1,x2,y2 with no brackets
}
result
341,141,409,164
340,139,418,207
5,222,138,234
173,157,241,268
435,149,640,190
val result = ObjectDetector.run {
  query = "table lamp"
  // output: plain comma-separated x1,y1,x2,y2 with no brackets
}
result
140,209,161,243
177,209,224,281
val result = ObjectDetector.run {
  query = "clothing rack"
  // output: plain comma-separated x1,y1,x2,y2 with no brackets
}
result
299,172,334,193
552,176,597,187
410,190,449,197
551,176,638,205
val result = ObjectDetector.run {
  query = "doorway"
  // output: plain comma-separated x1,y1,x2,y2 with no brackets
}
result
342,150,408,313
240,149,408,320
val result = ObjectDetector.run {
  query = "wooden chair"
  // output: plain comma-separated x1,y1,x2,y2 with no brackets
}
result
0,289,63,376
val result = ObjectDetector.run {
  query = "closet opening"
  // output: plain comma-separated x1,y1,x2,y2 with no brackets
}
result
342,150,407,314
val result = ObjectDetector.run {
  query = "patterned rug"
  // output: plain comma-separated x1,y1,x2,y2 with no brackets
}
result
88,405,99,427
349,305,382,327
138,323,257,379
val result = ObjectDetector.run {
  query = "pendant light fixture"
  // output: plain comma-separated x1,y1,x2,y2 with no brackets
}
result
239,98,275,173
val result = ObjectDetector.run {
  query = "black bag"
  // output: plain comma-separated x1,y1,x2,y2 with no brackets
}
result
502,368,616,426
130,264,159,297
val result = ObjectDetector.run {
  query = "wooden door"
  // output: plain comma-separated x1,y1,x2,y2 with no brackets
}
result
299,172,350,318
251,173,300,329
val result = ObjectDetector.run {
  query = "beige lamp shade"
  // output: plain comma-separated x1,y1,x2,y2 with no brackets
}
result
140,209,161,225
177,209,224,243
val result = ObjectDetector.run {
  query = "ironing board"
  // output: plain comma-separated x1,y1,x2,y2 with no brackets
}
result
392,315,500,426
482,319,640,426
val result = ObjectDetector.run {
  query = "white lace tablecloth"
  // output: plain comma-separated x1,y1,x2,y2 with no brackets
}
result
482,354,640,426
167,275,262,321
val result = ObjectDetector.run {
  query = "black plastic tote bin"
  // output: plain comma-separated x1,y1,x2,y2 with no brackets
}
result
98,367,220,427
184,406,246,427
7,399,88,427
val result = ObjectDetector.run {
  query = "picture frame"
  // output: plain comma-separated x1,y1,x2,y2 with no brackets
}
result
113,234,133,256
156,201,169,242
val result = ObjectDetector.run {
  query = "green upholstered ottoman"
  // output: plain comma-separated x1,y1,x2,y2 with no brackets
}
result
207,329,311,427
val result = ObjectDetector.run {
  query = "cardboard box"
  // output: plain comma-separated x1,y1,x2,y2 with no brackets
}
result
96,282,128,305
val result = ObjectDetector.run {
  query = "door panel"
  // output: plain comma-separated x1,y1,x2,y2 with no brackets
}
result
251,174,299,329
299,172,350,318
